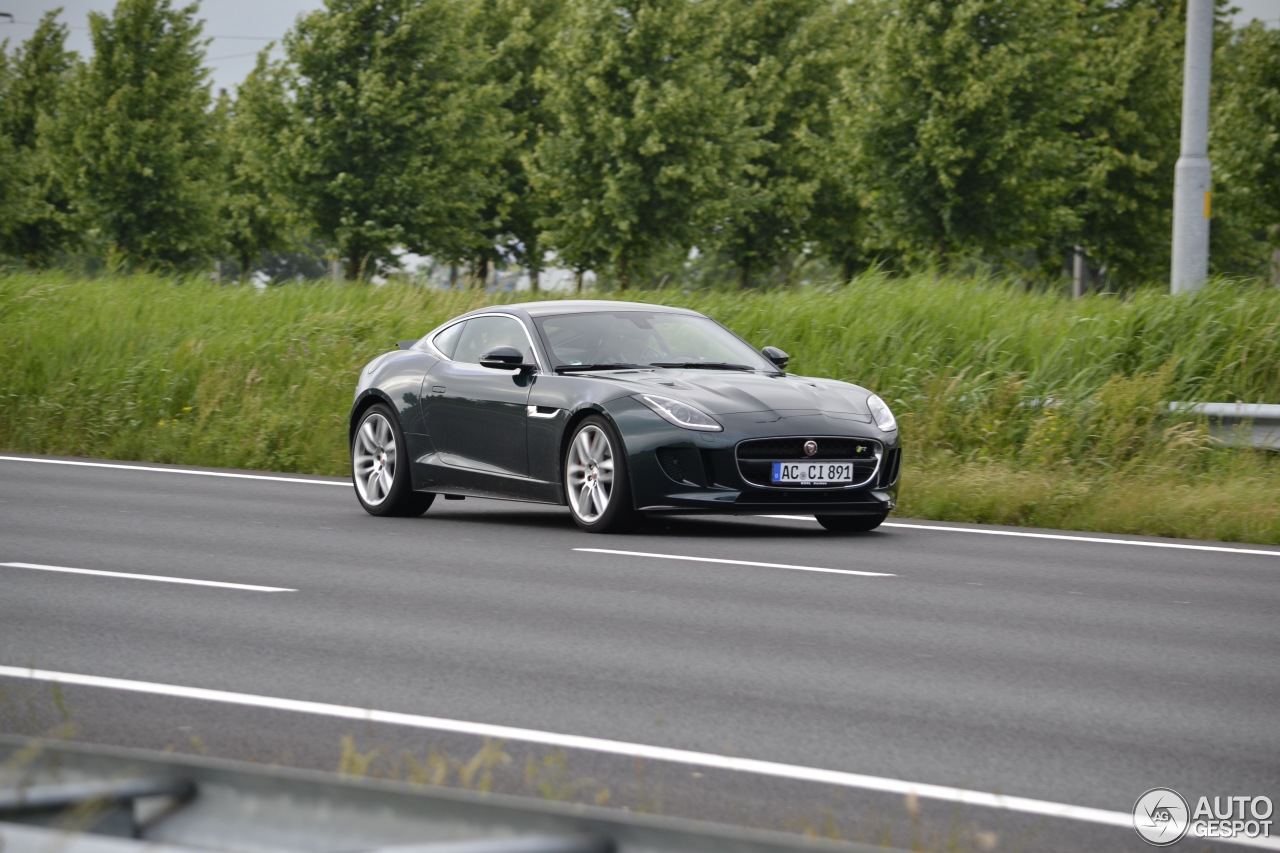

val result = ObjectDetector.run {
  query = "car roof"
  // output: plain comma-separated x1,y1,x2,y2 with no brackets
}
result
462,300,705,319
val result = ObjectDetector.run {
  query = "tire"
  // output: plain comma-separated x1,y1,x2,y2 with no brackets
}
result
564,415,635,533
352,404,435,517
815,512,888,533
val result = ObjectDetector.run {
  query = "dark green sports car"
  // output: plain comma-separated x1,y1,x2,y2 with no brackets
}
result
349,300,900,533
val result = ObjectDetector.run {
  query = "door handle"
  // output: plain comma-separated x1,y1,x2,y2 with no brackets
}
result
431,386,446,394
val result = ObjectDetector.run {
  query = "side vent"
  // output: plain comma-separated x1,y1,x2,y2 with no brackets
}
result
656,448,708,487
878,447,902,488
657,448,686,484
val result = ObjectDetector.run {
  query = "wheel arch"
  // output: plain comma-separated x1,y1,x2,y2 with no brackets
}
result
349,389,399,452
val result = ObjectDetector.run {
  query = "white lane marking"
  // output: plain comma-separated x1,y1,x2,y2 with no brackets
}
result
4,666,1269,848
759,515,1280,558
0,456,349,487
0,563,294,592
574,548,894,578
8,455,1276,561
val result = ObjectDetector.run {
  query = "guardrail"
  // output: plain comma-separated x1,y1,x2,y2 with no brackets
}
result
1169,402,1280,450
1,737,899,853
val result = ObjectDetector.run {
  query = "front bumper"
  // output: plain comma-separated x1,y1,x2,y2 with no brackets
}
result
611,403,901,516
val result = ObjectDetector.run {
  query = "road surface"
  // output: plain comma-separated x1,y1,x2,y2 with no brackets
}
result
1,454,1276,851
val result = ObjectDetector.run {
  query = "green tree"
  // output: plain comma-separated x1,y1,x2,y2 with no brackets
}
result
0,49,22,260
1053,0,1182,285
281,0,505,281
805,2,878,283
837,0,1083,268
69,0,218,268
0,11,80,266
215,53,299,278
533,0,756,287
467,0,562,289
2,12,75,152
710,0,853,287
1211,20,1280,279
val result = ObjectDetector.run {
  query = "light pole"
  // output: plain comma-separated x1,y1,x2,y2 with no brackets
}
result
1170,0,1215,294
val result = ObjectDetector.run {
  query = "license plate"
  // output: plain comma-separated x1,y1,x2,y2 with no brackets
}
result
771,461,854,485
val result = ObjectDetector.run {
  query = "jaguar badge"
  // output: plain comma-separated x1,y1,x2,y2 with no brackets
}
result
803,440,818,457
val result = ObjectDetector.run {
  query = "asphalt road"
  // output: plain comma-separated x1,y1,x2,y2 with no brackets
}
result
1,453,1277,852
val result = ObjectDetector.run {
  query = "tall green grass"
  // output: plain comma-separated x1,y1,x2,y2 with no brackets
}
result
3,271,1278,542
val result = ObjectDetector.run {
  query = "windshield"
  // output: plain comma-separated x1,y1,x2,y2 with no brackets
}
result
533,311,777,372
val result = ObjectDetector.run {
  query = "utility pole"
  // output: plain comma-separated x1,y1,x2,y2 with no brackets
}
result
1170,0,1215,295
1072,245,1087,299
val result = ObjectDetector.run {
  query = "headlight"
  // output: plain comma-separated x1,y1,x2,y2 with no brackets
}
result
867,394,897,432
636,394,722,432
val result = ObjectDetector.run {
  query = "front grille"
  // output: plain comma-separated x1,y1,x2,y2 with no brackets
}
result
737,437,878,460
736,436,882,489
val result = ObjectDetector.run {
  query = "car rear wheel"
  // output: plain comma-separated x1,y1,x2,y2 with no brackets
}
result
816,513,887,533
352,404,434,517
564,415,634,533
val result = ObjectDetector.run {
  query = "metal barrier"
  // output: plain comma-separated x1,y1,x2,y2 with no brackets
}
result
1169,402,1280,450
0,737,896,853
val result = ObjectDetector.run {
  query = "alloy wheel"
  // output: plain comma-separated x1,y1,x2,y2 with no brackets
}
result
566,424,615,523
353,412,397,506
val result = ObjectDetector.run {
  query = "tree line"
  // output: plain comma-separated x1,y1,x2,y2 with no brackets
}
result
1,0,1277,288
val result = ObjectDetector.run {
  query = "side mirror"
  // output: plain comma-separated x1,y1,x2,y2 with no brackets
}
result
761,346,789,370
479,346,534,372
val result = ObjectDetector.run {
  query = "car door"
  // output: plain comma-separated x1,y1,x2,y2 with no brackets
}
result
422,314,533,480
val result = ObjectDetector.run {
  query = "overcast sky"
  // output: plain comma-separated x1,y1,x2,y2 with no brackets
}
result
3,0,1279,96
3,1,324,94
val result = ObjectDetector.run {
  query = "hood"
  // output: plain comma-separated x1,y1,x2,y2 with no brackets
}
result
598,369,874,418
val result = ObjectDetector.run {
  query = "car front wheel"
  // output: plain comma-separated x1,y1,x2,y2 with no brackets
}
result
352,404,434,517
564,415,635,533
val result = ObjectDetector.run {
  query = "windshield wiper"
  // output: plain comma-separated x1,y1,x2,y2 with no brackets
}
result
554,363,651,373
649,361,757,371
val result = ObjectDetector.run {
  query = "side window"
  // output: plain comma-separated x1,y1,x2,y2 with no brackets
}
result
432,321,466,358
452,315,529,364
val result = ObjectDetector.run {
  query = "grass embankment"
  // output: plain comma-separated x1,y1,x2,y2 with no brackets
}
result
2,271,1278,543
